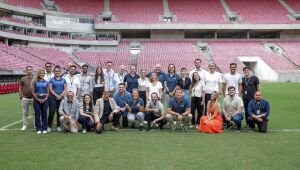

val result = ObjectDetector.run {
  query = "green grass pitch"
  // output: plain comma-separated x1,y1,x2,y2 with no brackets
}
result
0,83,299,170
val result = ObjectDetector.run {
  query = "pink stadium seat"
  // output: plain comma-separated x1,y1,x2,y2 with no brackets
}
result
110,0,163,23
208,41,296,72
168,0,227,24
277,41,300,67
226,0,299,24
137,41,207,72
285,0,300,13
4,0,43,9
54,0,104,16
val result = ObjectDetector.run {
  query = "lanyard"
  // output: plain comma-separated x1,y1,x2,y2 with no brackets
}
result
245,76,252,87
68,75,74,86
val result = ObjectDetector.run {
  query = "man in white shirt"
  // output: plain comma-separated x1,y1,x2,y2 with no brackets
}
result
223,63,242,96
78,64,93,102
64,65,80,98
103,61,118,96
44,62,54,82
114,65,127,87
189,58,207,83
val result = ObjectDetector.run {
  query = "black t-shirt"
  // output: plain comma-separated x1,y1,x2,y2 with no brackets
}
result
176,77,191,90
103,100,112,115
242,76,260,101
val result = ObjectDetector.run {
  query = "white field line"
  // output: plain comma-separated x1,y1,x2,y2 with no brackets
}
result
0,116,32,130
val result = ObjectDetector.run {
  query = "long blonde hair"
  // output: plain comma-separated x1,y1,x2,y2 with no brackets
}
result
31,68,45,86
207,91,220,115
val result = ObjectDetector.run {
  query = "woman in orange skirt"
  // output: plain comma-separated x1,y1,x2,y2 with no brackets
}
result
199,91,223,133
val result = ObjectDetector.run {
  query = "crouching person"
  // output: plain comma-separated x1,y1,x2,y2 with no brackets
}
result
58,91,80,133
145,92,166,131
166,88,192,132
94,90,121,134
78,94,95,133
247,91,270,133
127,89,145,131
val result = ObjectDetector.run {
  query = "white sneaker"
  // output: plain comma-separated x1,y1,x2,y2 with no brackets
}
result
37,131,42,134
82,129,87,134
189,125,195,129
47,127,51,133
20,125,27,131
57,127,62,132
42,131,47,134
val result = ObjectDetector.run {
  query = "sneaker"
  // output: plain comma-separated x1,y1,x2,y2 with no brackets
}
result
170,124,176,132
82,129,87,134
110,126,115,131
36,131,42,134
114,126,120,132
57,127,62,132
249,128,254,133
235,129,241,133
189,125,195,129
196,125,199,129
131,124,135,129
42,130,47,134
146,127,153,132
138,126,143,131
181,124,188,132
226,122,234,130
20,125,27,131
47,127,51,133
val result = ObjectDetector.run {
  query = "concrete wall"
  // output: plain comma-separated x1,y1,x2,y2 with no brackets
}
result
46,15,93,32
239,56,279,82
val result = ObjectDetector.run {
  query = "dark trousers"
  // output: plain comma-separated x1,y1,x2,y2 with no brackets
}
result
204,93,212,115
78,115,95,130
48,97,61,128
243,98,251,125
221,112,244,129
139,91,147,107
190,97,203,125
93,87,104,104
96,112,121,134
33,96,48,131
146,112,166,128
247,117,268,133
121,111,129,128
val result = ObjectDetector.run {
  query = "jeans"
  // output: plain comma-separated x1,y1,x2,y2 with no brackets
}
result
48,96,62,128
127,112,145,126
183,89,190,102
247,116,268,133
221,112,244,129
33,96,48,131
121,111,129,128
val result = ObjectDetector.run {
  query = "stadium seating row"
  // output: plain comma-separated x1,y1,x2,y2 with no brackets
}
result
0,41,299,73
3,0,300,24
0,83,19,94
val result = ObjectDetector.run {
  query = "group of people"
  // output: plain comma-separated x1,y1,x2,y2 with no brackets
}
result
18,59,270,134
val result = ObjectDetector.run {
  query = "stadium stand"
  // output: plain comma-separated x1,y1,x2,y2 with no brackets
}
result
277,41,300,67
0,83,19,94
168,0,227,23
137,41,207,71
54,0,104,16
285,0,300,13
208,41,296,72
19,46,73,68
110,0,163,23
225,0,300,24
4,0,43,9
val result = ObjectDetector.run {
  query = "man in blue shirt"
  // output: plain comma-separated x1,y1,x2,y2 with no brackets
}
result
166,88,192,132
247,91,270,133
166,64,179,102
113,83,132,128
